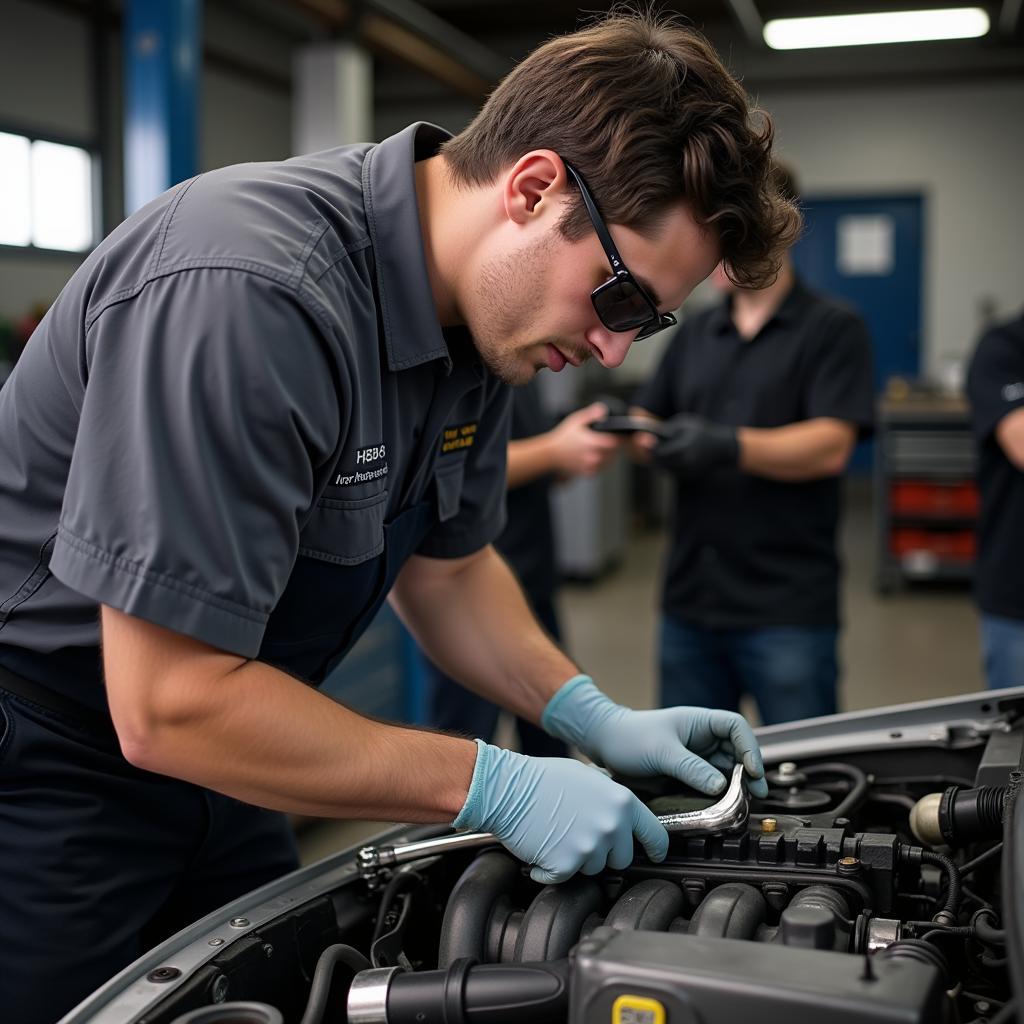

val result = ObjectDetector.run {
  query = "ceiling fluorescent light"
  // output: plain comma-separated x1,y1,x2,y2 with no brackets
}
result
763,8,991,49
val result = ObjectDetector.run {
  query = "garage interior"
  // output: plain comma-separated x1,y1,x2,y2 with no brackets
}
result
3,0,1022,849
2,4,1024,1021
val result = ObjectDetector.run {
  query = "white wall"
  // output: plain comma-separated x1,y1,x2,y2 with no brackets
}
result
760,80,1024,376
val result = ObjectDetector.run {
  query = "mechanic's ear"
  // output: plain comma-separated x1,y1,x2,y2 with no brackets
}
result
503,151,566,223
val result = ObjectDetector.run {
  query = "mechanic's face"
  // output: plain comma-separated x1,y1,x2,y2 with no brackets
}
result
465,190,720,386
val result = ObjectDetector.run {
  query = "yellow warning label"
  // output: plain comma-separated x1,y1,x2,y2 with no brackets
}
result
612,994,666,1024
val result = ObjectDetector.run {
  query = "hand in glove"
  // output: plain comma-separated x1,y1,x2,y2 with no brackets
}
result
454,739,668,884
652,414,738,480
542,675,769,799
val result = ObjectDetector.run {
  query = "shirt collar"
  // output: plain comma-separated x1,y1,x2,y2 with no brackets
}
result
362,122,455,372
713,274,812,337
772,275,813,325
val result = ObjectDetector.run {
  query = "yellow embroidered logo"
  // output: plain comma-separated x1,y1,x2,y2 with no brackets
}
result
441,421,478,454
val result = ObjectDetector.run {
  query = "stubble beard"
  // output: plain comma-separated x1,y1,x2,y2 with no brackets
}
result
469,237,556,386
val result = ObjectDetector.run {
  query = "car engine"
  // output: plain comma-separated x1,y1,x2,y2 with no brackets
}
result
67,690,1024,1024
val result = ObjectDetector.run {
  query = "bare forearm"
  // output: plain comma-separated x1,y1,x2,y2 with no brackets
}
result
996,408,1024,470
507,434,559,488
391,548,577,724
737,419,855,481
104,612,475,821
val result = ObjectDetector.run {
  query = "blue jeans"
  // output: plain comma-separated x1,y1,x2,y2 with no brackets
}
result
981,613,1024,690
659,616,838,726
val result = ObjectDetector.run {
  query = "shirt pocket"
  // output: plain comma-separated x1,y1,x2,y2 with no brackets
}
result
298,490,387,564
434,460,465,523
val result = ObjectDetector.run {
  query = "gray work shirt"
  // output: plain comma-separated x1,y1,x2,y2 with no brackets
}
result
0,122,511,709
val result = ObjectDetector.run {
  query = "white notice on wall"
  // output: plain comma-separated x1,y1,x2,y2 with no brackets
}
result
836,214,894,276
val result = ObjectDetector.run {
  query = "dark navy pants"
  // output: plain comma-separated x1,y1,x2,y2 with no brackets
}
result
425,594,568,757
0,686,298,1024
659,615,839,726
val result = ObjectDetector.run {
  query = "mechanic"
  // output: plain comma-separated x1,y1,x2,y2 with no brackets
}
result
632,163,874,725
0,13,792,1022
423,387,619,755
966,309,1024,688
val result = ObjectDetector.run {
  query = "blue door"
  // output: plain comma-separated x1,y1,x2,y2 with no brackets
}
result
791,195,924,470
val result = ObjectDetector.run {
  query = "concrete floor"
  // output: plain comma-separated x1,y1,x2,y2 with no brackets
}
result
297,478,985,864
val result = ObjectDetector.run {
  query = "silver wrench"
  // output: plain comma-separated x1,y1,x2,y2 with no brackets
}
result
358,763,749,888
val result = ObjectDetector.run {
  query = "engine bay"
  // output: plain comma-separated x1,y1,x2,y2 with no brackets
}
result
72,691,1024,1024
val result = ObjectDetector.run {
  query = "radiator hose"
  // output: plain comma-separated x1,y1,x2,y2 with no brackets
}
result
347,958,569,1024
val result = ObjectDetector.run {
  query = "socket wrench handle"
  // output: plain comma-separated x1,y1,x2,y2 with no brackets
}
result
657,763,749,834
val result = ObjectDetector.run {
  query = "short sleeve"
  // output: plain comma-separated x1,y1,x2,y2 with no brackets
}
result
417,375,513,559
803,308,876,437
632,325,686,417
49,268,342,657
967,322,1024,443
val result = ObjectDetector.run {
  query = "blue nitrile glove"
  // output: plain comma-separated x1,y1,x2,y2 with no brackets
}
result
542,675,769,799
454,739,669,884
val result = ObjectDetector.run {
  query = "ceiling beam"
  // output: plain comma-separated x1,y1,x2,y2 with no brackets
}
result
287,0,506,100
359,13,494,98
724,0,764,48
999,0,1023,37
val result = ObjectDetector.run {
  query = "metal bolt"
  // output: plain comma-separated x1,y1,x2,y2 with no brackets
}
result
761,818,778,833
229,917,250,928
975,1001,991,1015
207,938,224,947
146,967,181,984
838,856,861,875
263,943,274,958
211,974,229,1003
778,762,798,776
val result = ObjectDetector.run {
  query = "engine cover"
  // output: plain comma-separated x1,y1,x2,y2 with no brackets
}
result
570,927,945,1024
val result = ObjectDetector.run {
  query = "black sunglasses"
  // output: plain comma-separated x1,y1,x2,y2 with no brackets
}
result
564,162,677,341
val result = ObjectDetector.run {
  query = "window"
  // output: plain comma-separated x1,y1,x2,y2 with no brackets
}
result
0,131,96,252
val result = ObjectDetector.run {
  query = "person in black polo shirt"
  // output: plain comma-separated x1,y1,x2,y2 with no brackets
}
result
424,384,620,753
966,310,1024,689
632,164,874,725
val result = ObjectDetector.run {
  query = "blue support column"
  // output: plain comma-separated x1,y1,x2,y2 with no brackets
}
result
124,0,201,215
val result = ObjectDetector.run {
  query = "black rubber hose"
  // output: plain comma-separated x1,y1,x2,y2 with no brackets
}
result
960,842,1004,879
867,792,917,814
920,849,963,923
973,907,1007,947
299,944,372,1024
802,763,869,819
880,939,951,989
439,851,521,967
372,867,422,945
919,927,974,943
384,959,570,1024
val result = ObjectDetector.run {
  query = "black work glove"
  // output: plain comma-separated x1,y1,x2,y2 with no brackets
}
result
651,414,739,480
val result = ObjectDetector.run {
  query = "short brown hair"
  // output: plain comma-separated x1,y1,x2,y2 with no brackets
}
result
442,11,801,287
771,160,801,208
